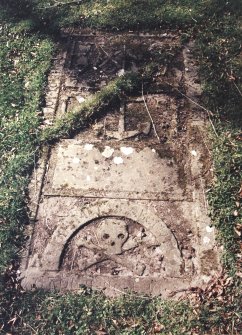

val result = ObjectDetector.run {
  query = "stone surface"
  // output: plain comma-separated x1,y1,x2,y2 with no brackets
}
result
44,140,190,200
21,32,220,298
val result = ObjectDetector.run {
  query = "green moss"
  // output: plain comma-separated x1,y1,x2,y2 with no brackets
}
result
41,73,143,143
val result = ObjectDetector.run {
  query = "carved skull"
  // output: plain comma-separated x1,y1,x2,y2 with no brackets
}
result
97,218,128,255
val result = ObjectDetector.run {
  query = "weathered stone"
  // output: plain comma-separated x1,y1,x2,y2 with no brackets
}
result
44,140,189,201
21,32,221,298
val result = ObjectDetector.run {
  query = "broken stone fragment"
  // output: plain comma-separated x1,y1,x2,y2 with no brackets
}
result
76,95,85,103
102,146,114,158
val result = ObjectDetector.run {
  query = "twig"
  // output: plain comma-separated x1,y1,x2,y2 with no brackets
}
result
191,164,212,181
70,248,77,271
45,217,51,231
105,282,151,299
93,229,101,248
123,43,126,71
169,84,219,137
141,83,160,142
233,82,242,97
231,318,235,335
172,85,213,115
168,287,192,297
208,115,218,138
34,154,37,197
39,0,82,9
44,207,51,231
98,45,110,58
103,117,106,138
16,313,37,334
199,129,212,157
200,176,208,213
98,45,118,66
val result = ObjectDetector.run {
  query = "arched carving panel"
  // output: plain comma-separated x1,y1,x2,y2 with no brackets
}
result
35,200,183,278
60,216,182,277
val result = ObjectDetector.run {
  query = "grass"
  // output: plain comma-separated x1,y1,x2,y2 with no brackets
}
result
10,0,206,32
207,125,242,272
1,291,196,334
0,0,241,334
1,284,241,334
0,17,54,276
195,2,242,273
0,1,217,33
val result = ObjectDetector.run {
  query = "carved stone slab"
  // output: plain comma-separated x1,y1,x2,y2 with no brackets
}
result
22,33,221,298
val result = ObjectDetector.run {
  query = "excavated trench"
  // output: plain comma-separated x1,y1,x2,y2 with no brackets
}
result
21,30,220,297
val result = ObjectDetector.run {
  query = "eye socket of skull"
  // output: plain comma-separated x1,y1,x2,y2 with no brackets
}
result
97,218,128,254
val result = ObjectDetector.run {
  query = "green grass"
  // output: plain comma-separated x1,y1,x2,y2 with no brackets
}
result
0,0,241,334
1,284,241,334
61,0,203,30
0,289,226,334
207,125,242,272
0,291,195,334
0,18,54,273
0,0,207,32
195,2,242,273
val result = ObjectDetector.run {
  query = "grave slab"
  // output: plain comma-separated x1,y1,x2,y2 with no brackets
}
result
21,32,221,297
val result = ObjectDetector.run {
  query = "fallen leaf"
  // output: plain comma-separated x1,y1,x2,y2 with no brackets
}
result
238,185,242,198
234,226,242,237
235,133,242,141
76,95,85,103
191,150,197,156
153,323,165,332
236,272,242,278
